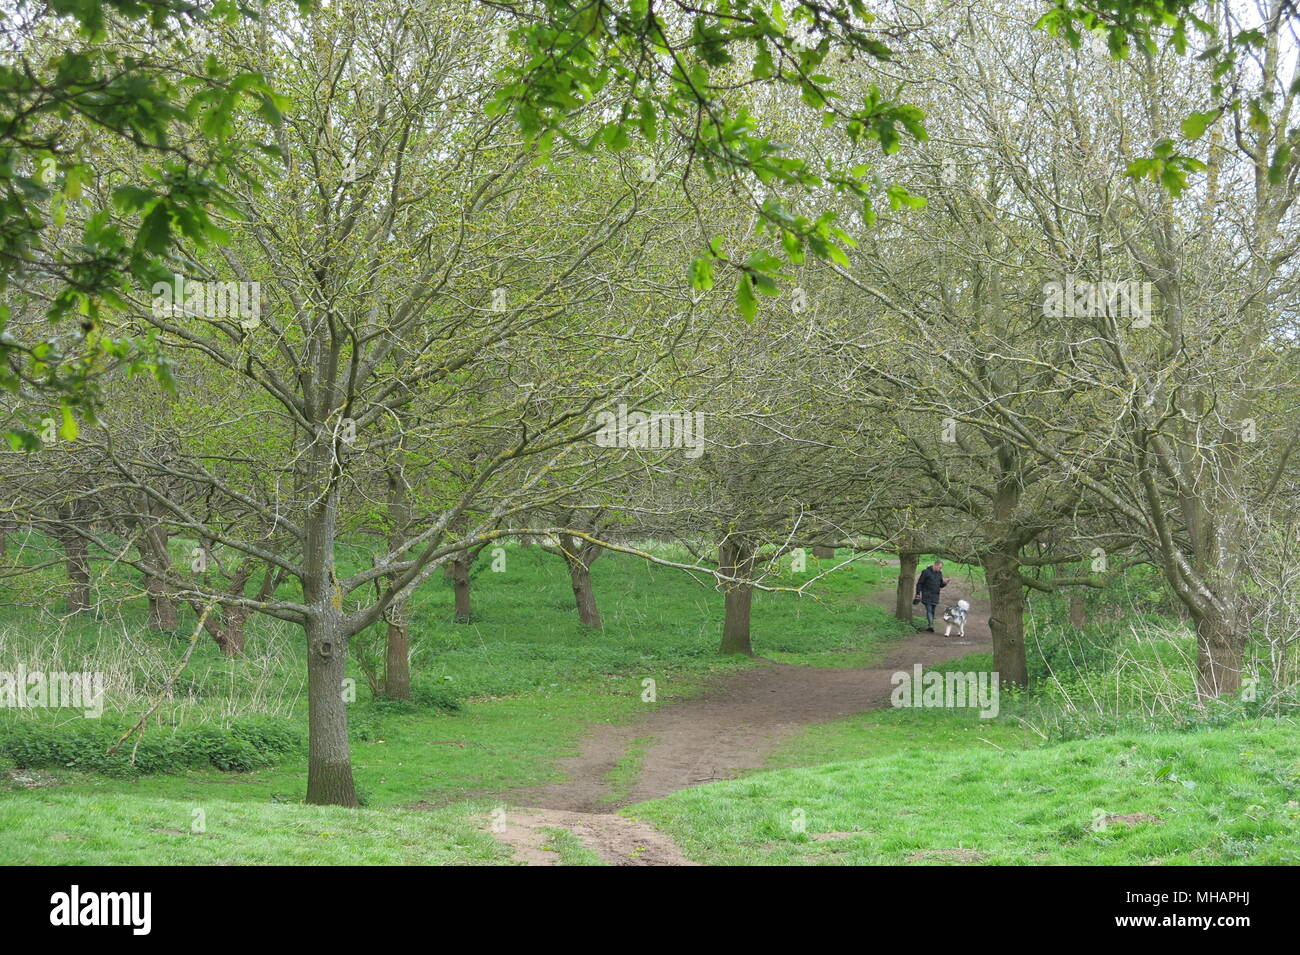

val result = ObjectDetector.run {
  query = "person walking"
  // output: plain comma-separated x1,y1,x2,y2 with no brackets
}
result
913,559,947,632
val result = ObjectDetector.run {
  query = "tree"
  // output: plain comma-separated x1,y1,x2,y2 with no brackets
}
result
36,0,719,805
0,0,293,429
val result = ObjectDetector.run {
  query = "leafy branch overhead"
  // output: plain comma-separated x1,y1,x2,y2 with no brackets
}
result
486,0,928,318
1039,0,1300,192
0,0,297,436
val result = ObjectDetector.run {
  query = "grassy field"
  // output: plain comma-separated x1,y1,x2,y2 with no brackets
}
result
1,539,1296,865
631,719,1300,865
0,541,913,863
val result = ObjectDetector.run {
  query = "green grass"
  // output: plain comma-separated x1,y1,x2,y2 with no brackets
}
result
3,537,1294,865
602,735,653,804
630,721,1300,865
540,826,606,865
0,791,508,865
0,541,915,863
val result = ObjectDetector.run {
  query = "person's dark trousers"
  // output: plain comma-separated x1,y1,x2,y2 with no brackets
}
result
921,601,937,628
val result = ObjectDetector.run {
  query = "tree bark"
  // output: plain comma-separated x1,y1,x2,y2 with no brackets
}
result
567,559,601,629
1193,603,1243,698
1068,594,1087,629
183,563,268,657
60,523,91,613
142,497,177,630
306,612,357,806
217,607,251,656
302,440,357,807
719,536,757,655
559,533,602,629
147,585,178,631
446,556,472,621
983,545,1028,688
384,607,411,699
895,551,919,622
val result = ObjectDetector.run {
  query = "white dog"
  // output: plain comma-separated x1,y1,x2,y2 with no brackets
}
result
942,599,971,638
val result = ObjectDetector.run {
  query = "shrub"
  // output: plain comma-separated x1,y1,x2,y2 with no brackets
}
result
0,716,302,777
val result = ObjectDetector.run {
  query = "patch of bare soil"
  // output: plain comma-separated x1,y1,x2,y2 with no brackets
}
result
486,808,697,866
905,848,987,864
487,581,992,865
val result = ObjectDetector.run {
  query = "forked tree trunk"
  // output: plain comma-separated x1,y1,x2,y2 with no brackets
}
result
186,563,267,656
983,545,1028,688
719,537,757,655
895,551,919,622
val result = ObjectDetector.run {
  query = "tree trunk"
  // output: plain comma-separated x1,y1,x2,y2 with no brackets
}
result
217,606,251,656
305,612,358,806
1193,604,1243,698
895,551,919,622
555,533,603,627
302,436,357,807
147,587,179,630
1181,499,1246,699
62,528,91,613
384,607,411,700
719,537,756,655
567,557,602,628
143,499,177,630
559,534,602,629
812,544,835,559
1068,594,1086,629
447,556,472,621
983,545,1028,688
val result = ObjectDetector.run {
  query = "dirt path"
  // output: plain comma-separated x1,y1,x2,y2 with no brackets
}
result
488,808,699,866
486,580,992,865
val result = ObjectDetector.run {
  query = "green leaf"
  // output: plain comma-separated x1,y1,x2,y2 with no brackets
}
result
58,404,79,442
736,275,757,321
689,256,714,291
602,122,630,151
1180,110,1215,140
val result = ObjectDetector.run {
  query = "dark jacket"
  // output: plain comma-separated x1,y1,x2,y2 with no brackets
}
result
915,566,946,603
